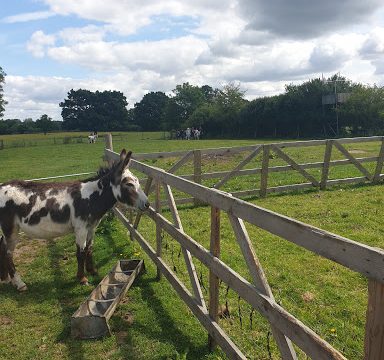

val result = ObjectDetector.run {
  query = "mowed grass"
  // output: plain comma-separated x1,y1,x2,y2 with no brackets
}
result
0,132,383,359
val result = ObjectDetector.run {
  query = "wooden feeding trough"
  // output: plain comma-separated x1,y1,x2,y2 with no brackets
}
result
71,259,144,339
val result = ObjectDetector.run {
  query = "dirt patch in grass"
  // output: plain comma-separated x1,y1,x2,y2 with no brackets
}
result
13,237,47,264
0,316,13,326
302,291,315,302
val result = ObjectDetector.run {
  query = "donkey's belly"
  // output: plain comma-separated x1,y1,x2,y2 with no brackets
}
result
19,217,73,240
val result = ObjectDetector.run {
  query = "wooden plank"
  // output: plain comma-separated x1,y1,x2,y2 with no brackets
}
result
260,145,270,198
114,208,247,360
229,215,297,360
194,150,202,206
333,140,373,180
133,176,153,231
373,139,384,183
163,183,207,310
326,176,368,186
155,181,162,280
320,140,333,190
272,144,319,187
133,149,190,160
137,207,346,359
168,151,193,174
148,151,194,193
213,146,262,189
208,206,220,350
364,279,384,359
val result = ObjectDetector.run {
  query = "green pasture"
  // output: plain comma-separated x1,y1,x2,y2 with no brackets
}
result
0,132,383,359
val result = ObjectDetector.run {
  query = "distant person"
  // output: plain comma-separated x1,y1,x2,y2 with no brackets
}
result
185,127,191,140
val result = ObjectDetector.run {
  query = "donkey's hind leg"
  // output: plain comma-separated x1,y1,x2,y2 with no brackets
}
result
0,236,11,284
3,229,27,291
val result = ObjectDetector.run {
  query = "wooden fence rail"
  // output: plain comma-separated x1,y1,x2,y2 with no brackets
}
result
105,139,384,360
125,135,384,202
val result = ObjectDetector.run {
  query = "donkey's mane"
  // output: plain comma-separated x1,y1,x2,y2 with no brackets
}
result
82,163,116,182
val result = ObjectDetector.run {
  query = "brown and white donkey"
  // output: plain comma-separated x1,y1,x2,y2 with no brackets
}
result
0,149,149,291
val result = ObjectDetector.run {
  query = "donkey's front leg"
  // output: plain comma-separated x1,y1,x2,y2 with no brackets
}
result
75,227,89,285
85,228,98,276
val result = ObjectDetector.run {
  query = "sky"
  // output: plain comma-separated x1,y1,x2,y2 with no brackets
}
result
1,0,384,120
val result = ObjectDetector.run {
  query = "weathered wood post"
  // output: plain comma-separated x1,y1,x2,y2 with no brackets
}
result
260,145,270,198
104,133,114,166
193,149,202,205
208,206,220,350
364,279,384,359
0,139,3,150
373,138,384,184
321,140,333,190
155,180,162,280
105,133,113,151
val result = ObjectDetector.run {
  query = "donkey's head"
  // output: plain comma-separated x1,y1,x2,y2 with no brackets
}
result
111,149,149,211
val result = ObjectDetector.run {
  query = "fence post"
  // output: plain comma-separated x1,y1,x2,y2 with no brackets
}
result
155,180,162,281
104,133,114,166
373,138,384,183
208,206,220,350
364,279,384,359
321,140,333,190
0,139,3,150
193,150,202,205
260,145,270,198
105,133,113,151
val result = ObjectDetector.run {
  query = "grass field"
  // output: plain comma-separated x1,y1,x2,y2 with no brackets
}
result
0,132,383,359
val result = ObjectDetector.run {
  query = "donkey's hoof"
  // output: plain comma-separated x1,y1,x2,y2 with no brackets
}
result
80,279,89,286
0,275,11,284
17,285,28,292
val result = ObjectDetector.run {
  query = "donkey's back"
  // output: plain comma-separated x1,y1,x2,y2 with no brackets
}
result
0,180,76,240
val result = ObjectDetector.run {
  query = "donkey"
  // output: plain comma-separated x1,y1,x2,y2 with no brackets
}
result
0,149,149,291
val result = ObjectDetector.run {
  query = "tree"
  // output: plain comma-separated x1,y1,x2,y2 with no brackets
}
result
60,89,130,131
172,83,205,124
134,91,168,131
339,85,384,135
214,82,247,136
35,114,53,135
0,67,7,118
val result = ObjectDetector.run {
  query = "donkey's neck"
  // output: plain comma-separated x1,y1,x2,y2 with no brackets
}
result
77,177,117,223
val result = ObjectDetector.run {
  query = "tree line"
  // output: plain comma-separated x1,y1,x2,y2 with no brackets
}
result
1,64,384,138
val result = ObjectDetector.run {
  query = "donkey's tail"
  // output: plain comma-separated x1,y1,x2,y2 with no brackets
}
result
0,235,9,281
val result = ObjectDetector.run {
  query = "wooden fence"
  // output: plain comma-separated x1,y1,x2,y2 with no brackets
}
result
104,137,384,360
122,135,384,203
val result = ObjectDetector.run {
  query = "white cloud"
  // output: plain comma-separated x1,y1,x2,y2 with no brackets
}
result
4,0,384,120
1,10,55,23
27,30,56,58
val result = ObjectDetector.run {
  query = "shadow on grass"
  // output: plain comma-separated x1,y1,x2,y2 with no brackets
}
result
110,274,211,360
46,239,86,360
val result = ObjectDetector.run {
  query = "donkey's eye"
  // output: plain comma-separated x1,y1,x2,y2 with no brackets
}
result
127,183,135,187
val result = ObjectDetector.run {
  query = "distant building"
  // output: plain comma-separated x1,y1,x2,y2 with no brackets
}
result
322,92,351,105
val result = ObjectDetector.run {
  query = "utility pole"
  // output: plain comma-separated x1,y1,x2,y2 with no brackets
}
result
322,73,345,137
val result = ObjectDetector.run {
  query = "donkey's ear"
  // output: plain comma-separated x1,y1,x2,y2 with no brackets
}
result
122,151,132,168
120,149,127,161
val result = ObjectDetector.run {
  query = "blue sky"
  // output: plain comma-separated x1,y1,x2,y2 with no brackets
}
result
1,0,384,120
